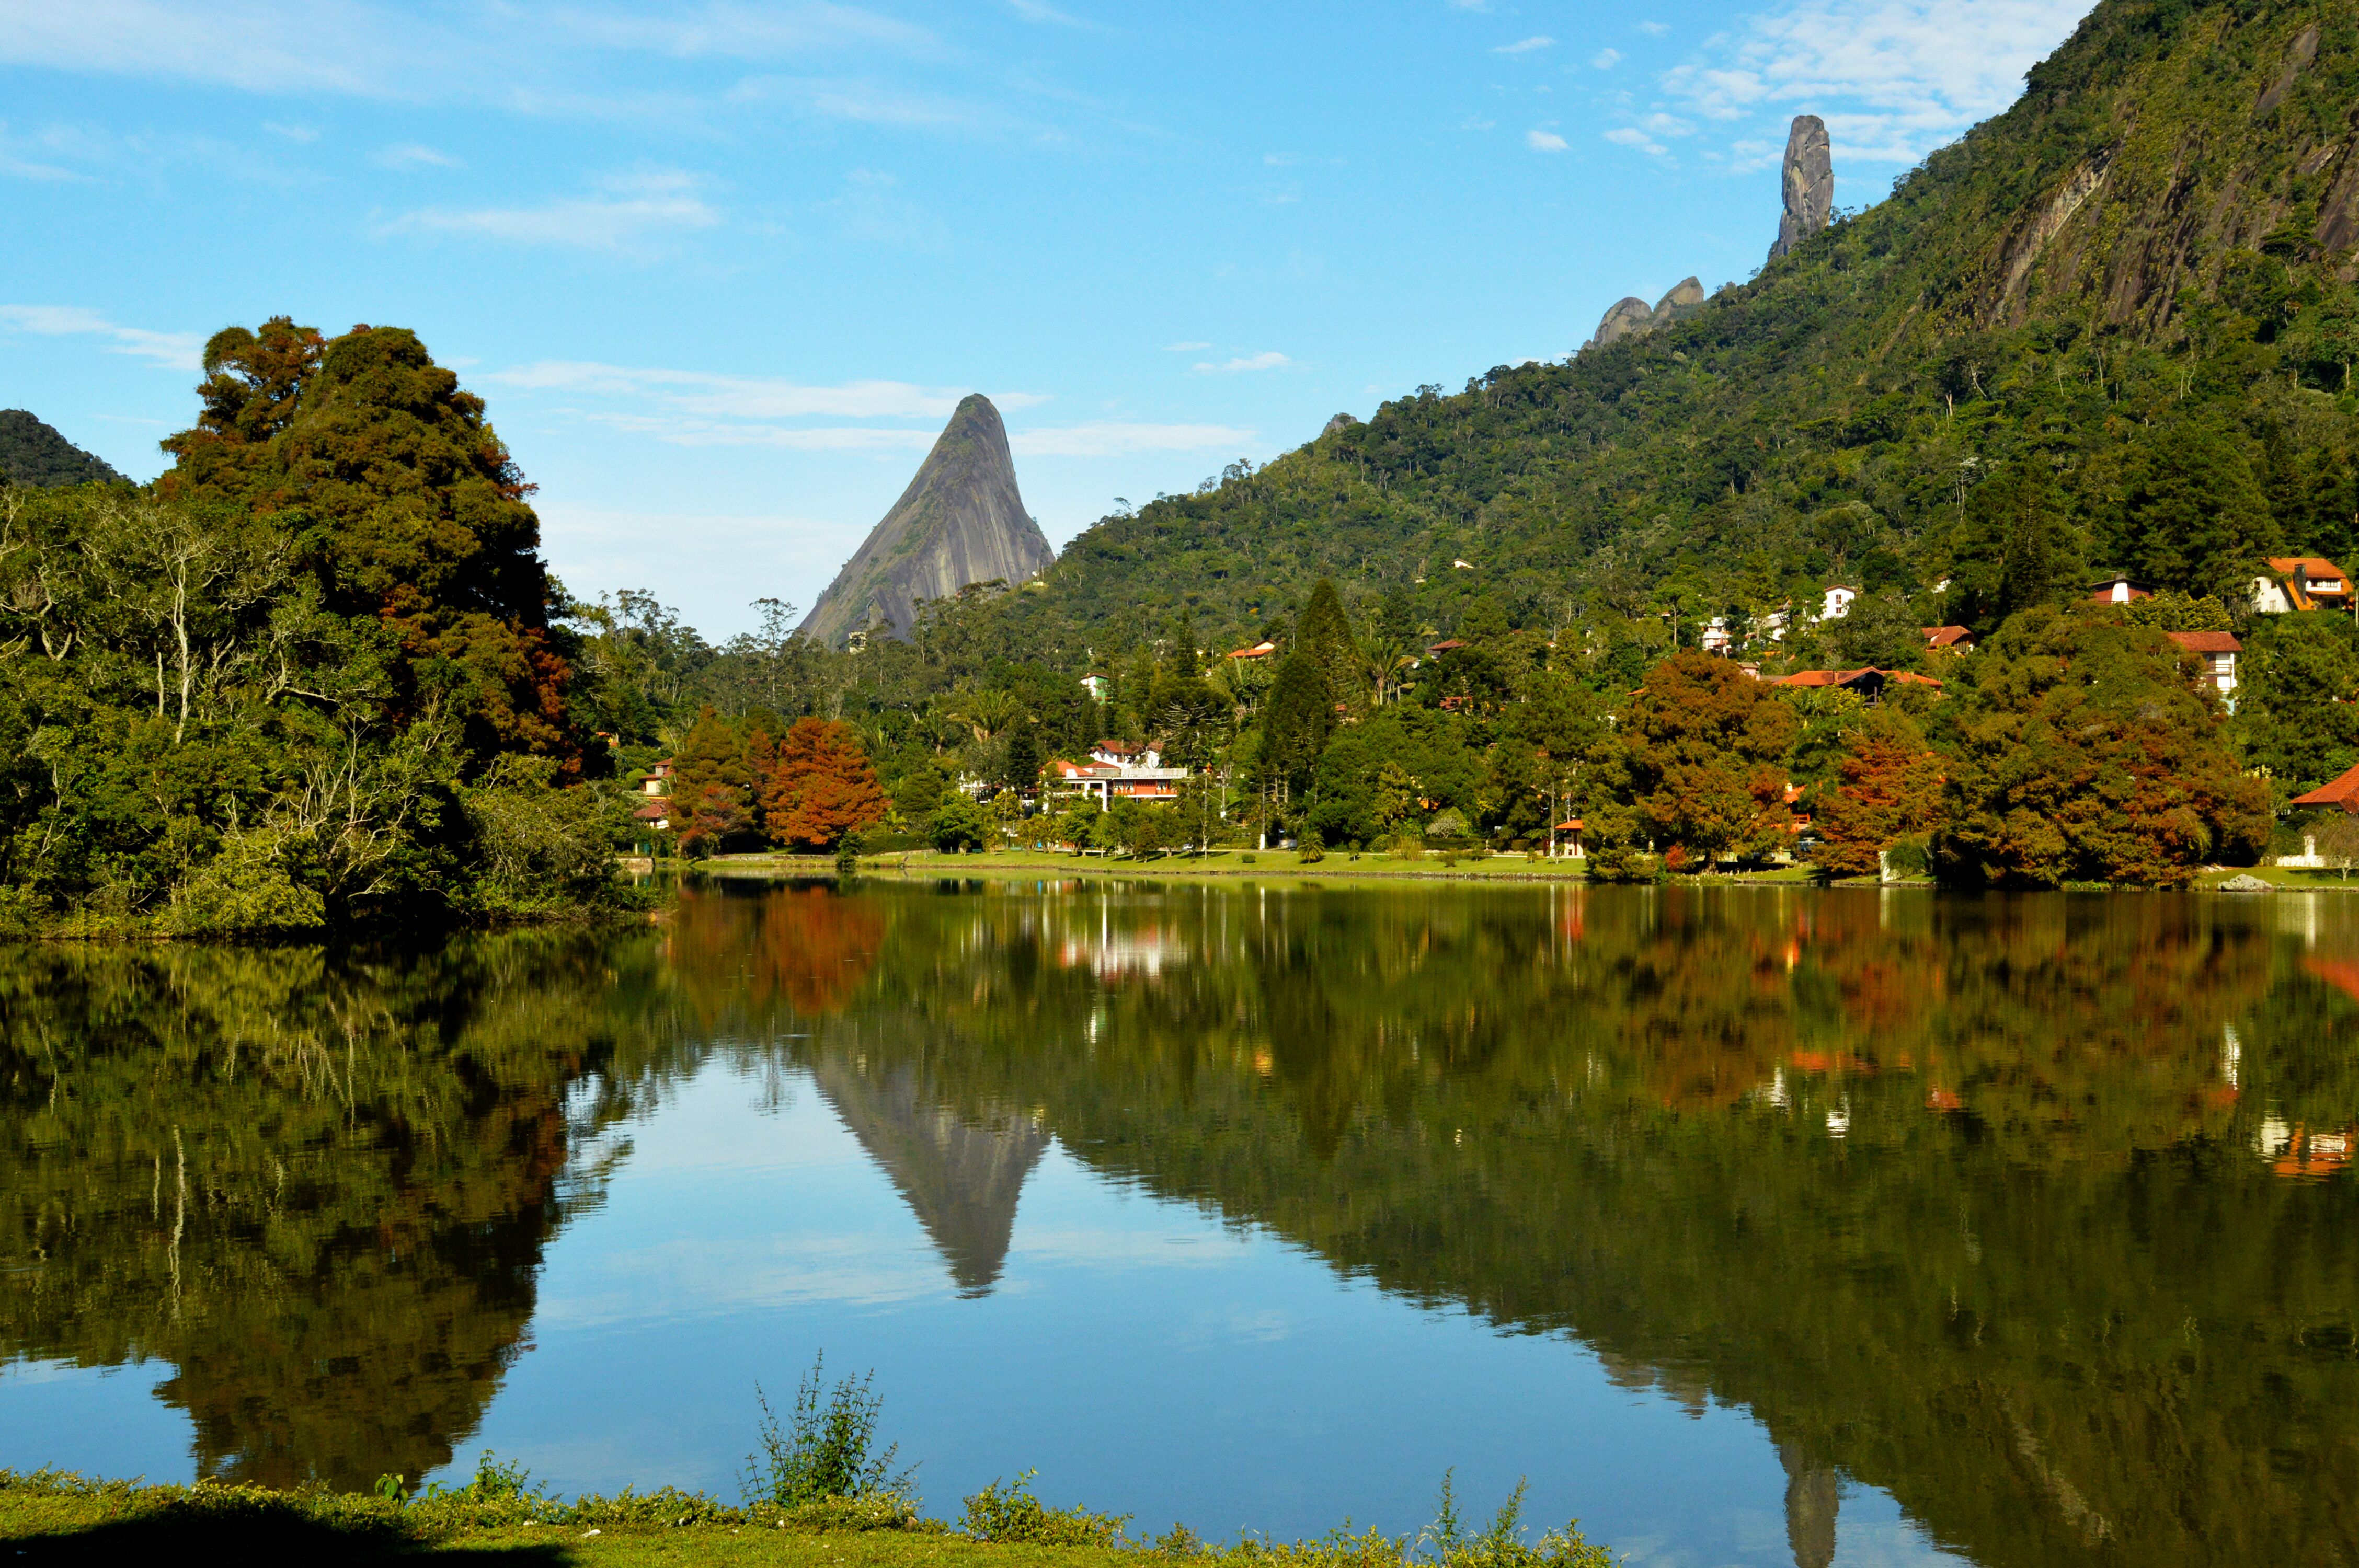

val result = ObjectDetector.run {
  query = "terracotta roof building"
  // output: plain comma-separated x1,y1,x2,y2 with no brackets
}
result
2254,556,2353,614
1922,625,1976,652
2293,762,2359,811
1770,667,1943,701
2163,629,2241,693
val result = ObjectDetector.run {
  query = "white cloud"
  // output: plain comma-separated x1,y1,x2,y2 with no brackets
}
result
1190,351,1290,374
1526,129,1569,152
729,75,992,130
380,168,718,250
1592,47,1622,67
488,361,1030,420
374,142,460,170
1661,0,2089,165
1605,125,1667,156
0,304,202,370
1006,0,1082,22
1636,20,1670,34
1009,422,1256,457
1493,36,1554,53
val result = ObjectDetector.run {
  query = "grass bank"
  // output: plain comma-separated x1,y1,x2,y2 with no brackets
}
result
0,1470,1609,1568
697,849,1816,886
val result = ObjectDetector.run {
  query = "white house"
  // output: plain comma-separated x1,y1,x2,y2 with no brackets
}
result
1818,585,1858,621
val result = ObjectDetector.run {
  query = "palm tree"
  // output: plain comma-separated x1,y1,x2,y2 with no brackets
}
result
946,688,1023,742
1363,637,1416,707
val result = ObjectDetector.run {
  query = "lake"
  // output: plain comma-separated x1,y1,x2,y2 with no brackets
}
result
5,878,2356,1567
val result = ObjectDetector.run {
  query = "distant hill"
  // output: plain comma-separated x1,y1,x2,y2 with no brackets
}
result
800,394,1056,647
1008,0,2359,651
0,410,124,488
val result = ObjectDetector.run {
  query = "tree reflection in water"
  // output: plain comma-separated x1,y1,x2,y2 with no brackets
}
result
6,880,2358,1567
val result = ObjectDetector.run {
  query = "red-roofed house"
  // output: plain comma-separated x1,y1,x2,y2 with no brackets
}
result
1770,667,1943,702
2164,629,2241,693
1922,625,1976,653
1227,640,1278,660
2253,556,2353,614
2292,762,2359,812
2090,573,2151,604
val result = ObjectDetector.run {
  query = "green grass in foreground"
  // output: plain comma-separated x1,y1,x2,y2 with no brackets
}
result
0,1470,1613,1568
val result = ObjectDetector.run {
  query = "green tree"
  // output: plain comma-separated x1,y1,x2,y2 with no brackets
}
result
1620,652,1799,864
2114,421,2277,603
2234,613,2359,797
1939,606,2270,885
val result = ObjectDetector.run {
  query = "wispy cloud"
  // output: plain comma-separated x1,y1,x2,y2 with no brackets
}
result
1592,47,1621,68
1006,0,1083,23
1605,125,1667,156
1661,0,2087,165
1526,129,1568,152
1010,422,1256,457
1636,20,1670,34
374,142,460,170
729,74,994,130
0,304,203,370
1191,351,1290,374
380,168,718,251
488,361,1021,420
1492,36,1553,53
262,121,319,142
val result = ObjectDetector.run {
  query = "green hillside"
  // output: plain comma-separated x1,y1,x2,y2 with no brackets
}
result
1015,0,2359,651
0,410,123,488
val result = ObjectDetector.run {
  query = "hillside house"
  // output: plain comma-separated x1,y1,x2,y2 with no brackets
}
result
1922,625,1976,653
1226,640,1277,660
2164,630,2241,694
1770,667,1943,703
1080,673,1112,701
2252,556,2353,614
2090,573,2151,604
1819,586,1858,621
639,760,672,797
1701,617,1734,654
1049,749,1191,810
2292,762,2359,814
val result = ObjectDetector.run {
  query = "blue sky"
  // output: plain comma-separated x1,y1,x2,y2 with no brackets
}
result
1,0,2092,639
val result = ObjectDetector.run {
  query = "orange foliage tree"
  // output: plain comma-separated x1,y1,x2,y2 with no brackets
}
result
761,718,887,851
1811,709,1945,878
1621,652,1799,864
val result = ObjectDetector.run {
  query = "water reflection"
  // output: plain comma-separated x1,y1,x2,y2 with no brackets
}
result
5,882,2359,1566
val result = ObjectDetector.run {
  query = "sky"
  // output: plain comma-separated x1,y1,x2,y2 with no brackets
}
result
0,0,2097,640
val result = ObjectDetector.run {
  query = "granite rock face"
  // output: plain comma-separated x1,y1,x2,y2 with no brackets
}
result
798,393,1055,647
1585,277,1710,351
1770,115,1835,260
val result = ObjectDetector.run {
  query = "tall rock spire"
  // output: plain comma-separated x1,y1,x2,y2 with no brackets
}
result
798,393,1055,647
1769,115,1835,260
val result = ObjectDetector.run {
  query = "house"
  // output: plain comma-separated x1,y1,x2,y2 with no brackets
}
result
1819,585,1858,621
1080,673,1112,701
2291,761,2359,813
1922,625,1976,654
1091,740,1161,769
1701,617,1734,654
2090,572,2151,604
2164,630,2241,693
2252,556,2354,614
1551,817,1587,858
639,760,673,797
632,799,671,833
1770,667,1944,703
1048,754,1192,811
1226,640,1277,660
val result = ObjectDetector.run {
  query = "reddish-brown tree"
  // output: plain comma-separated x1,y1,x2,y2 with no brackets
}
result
1811,709,1945,878
1621,652,1798,864
670,706,762,855
761,718,887,850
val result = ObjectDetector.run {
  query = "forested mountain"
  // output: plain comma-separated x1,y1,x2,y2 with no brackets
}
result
1005,0,2359,656
0,411,122,488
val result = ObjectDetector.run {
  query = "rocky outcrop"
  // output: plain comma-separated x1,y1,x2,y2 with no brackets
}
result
1770,115,1835,260
1585,277,1709,351
798,394,1055,647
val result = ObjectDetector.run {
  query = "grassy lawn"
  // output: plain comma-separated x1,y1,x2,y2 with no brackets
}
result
700,849,1820,885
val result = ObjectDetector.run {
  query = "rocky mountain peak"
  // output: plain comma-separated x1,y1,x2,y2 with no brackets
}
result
798,393,1056,647
1770,115,1835,260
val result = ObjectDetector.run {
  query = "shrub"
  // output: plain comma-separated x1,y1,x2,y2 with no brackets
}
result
743,1354,914,1511
163,827,326,935
1298,829,1326,863
960,1471,1130,1546
1385,833,1426,860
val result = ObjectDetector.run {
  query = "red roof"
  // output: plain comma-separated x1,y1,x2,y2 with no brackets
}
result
632,801,670,822
1426,639,1468,654
2292,762,2359,808
2269,556,2349,580
2165,630,2241,654
1227,641,1277,659
1554,818,1584,832
1770,667,1943,691
1922,625,1975,648
1095,740,1142,756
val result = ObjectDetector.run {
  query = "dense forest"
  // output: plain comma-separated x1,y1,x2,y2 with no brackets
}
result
14,0,2359,928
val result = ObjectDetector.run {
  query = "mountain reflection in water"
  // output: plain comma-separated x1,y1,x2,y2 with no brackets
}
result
5,880,2358,1566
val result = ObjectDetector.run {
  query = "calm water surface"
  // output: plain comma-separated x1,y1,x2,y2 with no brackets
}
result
7,880,2358,1567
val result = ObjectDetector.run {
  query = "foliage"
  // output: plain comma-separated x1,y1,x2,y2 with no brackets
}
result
959,1471,1131,1547
1809,708,1945,879
743,1355,914,1511
929,795,989,853
1938,606,2271,885
1620,653,1796,863
763,718,887,851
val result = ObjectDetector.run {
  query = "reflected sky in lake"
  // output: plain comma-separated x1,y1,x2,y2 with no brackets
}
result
10,880,2359,1567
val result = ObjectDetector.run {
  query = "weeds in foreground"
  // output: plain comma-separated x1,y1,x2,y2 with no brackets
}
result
745,1353,918,1511
961,1470,1132,1546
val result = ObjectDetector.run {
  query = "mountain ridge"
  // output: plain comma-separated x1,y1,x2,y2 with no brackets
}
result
0,411,124,489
